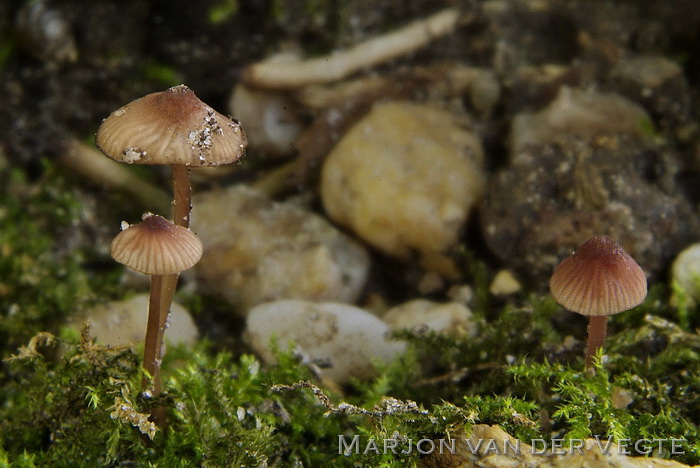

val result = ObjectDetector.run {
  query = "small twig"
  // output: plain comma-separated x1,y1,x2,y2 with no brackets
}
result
109,394,158,440
60,138,171,213
4,332,56,361
241,8,464,89
77,322,132,367
272,381,427,417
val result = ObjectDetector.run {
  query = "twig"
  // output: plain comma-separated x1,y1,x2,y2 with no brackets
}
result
241,8,464,89
272,381,427,417
60,138,171,213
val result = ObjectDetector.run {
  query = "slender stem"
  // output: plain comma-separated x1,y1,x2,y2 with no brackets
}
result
146,165,192,394
143,275,164,394
585,315,608,369
142,273,178,395
172,165,192,228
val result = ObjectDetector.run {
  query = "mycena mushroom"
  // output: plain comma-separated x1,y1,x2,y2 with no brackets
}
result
96,85,246,392
110,213,202,394
95,84,247,228
549,235,647,369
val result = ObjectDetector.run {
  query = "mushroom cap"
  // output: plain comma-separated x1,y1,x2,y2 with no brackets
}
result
96,84,247,166
111,213,203,275
549,235,647,316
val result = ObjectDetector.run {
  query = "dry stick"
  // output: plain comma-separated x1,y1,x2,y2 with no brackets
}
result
585,315,608,369
241,8,462,89
61,138,171,214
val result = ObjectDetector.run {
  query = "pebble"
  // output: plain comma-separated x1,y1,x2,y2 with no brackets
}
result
510,87,653,153
192,185,370,315
610,55,689,128
382,299,477,337
671,243,700,303
489,269,522,296
74,293,198,347
229,83,304,158
320,100,485,268
245,300,406,383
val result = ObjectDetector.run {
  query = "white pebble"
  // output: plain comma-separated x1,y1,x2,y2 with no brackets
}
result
245,300,405,383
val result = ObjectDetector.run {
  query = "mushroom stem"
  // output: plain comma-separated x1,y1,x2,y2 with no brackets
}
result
585,315,608,369
146,164,192,395
172,165,192,228
143,275,164,394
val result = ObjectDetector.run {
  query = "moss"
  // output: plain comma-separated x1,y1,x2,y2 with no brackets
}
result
3,297,700,465
1,164,700,466
0,163,108,357
207,0,239,24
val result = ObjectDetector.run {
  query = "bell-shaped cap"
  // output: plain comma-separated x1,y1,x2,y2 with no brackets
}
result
96,84,247,166
549,235,647,316
111,213,203,275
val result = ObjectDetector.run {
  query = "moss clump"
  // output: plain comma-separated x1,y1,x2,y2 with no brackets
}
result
0,164,96,356
2,291,700,465
1,329,145,466
1,163,700,466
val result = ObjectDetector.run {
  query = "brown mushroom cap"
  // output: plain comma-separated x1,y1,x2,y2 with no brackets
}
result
111,213,203,275
96,84,247,166
549,235,647,316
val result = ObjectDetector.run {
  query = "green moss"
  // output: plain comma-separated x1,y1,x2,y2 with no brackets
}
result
1,163,700,466
141,60,183,88
3,296,700,466
0,163,107,357
208,0,239,24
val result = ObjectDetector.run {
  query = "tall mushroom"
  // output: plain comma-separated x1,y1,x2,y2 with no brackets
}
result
111,213,203,394
549,235,647,368
96,85,247,375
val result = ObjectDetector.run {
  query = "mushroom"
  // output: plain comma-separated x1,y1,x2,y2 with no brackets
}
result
96,85,246,387
549,235,647,368
111,212,203,394
96,83,247,228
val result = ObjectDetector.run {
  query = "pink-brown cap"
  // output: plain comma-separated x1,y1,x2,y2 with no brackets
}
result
96,84,247,167
549,235,647,316
110,213,203,275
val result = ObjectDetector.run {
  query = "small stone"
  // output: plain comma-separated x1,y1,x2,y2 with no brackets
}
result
193,185,370,315
489,269,522,296
245,300,405,383
510,87,653,153
320,100,485,267
417,271,445,295
447,284,474,305
229,84,303,158
671,243,700,304
610,55,689,128
73,293,198,347
611,386,634,409
383,299,477,337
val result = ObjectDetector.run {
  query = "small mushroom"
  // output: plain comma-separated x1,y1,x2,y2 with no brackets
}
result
111,213,203,394
96,83,247,228
549,235,647,368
